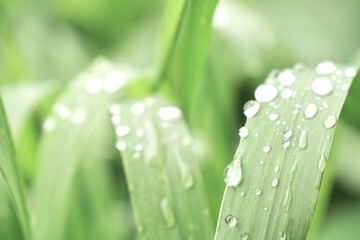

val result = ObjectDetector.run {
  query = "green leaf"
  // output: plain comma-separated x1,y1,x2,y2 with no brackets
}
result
110,96,213,239
32,58,136,240
0,97,31,239
215,62,358,239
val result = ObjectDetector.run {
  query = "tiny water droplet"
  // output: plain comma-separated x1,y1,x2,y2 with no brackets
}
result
269,113,279,121
324,116,337,128
255,188,262,196
312,77,333,96
298,130,308,150
86,77,102,94
225,215,237,227
274,165,280,172
316,61,336,74
241,233,249,240
110,104,121,115
111,115,121,125
280,231,287,240
264,206,269,211
240,191,245,197
158,107,182,120
284,129,292,139
272,178,279,187
279,70,296,86
345,67,356,78
263,144,271,153
304,104,318,119
244,100,260,118
224,156,242,187
115,140,127,151
135,144,144,151
239,127,249,138
160,198,176,228
341,84,350,91
43,117,57,132
255,84,278,102
116,125,130,136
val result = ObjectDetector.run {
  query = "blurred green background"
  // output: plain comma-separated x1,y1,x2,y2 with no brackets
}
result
1,0,360,239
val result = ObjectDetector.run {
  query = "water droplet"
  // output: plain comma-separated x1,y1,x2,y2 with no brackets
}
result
109,104,121,115
111,115,121,125
341,84,350,91
263,144,271,153
282,140,290,148
116,125,130,136
284,129,292,139
241,233,249,240
269,113,279,121
345,67,356,78
255,188,262,196
224,156,242,187
103,71,126,92
274,165,280,172
318,152,327,174
158,107,182,120
43,117,57,132
174,150,195,190
292,109,298,115
272,178,279,187
70,108,86,125
255,84,278,102
240,191,245,197
239,127,249,138
264,206,269,211
225,215,237,227
244,100,260,118
298,129,308,150
135,144,144,151
278,69,296,86
136,129,144,137
304,104,318,119
86,77,102,94
312,77,333,96
316,61,336,74
280,232,287,240
324,116,337,128
281,88,293,99
131,103,145,116
115,140,127,151
160,198,176,228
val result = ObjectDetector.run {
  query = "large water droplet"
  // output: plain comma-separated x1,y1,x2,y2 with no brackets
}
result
158,107,182,120
160,198,176,228
131,103,145,116
244,100,260,118
239,127,249,138
345,67,356,78
312,77,333,96
316,61,336,74
255,188,262,196
116,125,130,136
281,88,293,99
298,130,308,150
255,84,278,102
225,215,237,227
324,116,337,128
304,104,318,119
279,70,296,86
224,156,242,187
263,144,271,153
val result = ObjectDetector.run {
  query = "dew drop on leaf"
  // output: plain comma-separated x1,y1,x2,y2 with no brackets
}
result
272,178,279,188
131,103,145,116
255,84,278,102
160,198,176,228
311,77,333,96
274,165,280,172
241,232,249,240
263,144,271,153
116,125,130,136
255,188,262,196
304,104,318,119
239,127,249,138
224,155,242,187
269,113,279,121
111,115,121,125
158,106,182,120
316,61,336,74
282,140,290,148
283,129,292,139
85,77,102,94
278,70,296,86
298,130,308,150
224,215,237,227
345,67,356,78
43,117,57,132
115,140,127,151
281,88,293,99
244,100,260,118
324,116,337,128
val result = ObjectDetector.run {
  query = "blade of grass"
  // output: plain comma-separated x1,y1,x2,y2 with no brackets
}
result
110,96,214,239
215,62,358,239
32,58,136,240
0,96,31,239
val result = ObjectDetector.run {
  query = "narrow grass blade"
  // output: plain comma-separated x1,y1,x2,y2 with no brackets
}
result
32,58,136,240
110,96,213,239
215,62,358,239
0,97,31,239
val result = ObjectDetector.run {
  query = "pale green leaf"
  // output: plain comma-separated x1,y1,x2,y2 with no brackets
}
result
110,96,213,239
215,62,358,239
